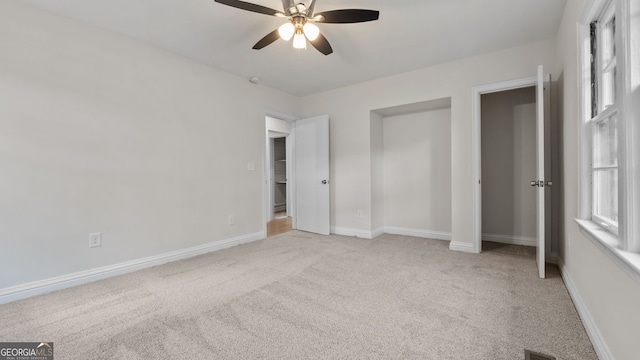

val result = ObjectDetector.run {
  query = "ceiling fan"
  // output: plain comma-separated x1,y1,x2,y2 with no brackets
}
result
214,0,380,55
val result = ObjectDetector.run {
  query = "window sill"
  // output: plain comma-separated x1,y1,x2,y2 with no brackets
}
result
575,219,640,284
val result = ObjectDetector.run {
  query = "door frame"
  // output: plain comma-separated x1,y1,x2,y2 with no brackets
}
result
471,74,550,253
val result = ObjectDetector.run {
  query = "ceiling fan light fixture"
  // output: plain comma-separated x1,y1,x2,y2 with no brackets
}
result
293,31,307,49
213,0,379,56
303,22,320,41
278,23,295,41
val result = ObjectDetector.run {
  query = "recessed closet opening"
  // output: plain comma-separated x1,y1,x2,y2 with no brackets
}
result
481,87,537,247
370,97,452,239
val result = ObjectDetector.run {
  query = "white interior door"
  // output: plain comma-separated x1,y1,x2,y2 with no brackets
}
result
535,65,546,279
295,115,330,235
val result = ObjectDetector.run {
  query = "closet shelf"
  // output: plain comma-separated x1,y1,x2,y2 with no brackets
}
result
276,181,287,184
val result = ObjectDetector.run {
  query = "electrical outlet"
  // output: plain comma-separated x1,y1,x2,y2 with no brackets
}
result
89,233,102,248
228,215,234,225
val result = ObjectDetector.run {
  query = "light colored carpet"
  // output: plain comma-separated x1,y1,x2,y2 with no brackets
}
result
0,231,596,359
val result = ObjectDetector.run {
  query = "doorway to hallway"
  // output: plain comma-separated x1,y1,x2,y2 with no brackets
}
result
264,115,331,237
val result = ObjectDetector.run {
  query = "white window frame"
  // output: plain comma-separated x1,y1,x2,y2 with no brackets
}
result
577,0,640,283
590,2,619,235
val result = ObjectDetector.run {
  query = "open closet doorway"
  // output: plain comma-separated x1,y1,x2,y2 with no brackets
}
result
481,87,537,248
472,66,552,278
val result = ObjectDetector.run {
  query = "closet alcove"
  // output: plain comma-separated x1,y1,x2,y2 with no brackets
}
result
369,97,453,239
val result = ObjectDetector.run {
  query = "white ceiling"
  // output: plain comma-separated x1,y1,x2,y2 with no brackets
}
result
21,0,567,96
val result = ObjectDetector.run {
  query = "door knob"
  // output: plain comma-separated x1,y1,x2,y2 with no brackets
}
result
322,180,330,184
531,180,551,187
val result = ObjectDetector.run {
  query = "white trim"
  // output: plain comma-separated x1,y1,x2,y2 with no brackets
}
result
577,17,594,220
558,258,615,360
0,231,265,305
265,110,299,123
482,233,537,247
330,227,452,242
575,219,640,283
371,227,385,238
618,0,640,253
449,241,478,253
580,0,609,23
385,227,451,241
588,0,621,237
289,121,298,230
331,226,374,239
578,0,640,254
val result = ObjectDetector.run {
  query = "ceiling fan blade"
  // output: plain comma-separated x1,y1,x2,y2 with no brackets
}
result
252,29,281,50
309,33,333,55
314,9,379,23
215,0,284,17
307,0,316,16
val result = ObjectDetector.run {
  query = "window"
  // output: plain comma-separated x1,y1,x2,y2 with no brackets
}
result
589,2,619,235
578,0,640,281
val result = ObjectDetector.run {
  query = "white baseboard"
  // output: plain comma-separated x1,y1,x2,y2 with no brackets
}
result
482,233,536,247
371,227,385,238
449,241,478,253
336,227,477,256
384,227,451,241
331,227,374,239
558,259,614,360
331,226,452,241
0,231,265,305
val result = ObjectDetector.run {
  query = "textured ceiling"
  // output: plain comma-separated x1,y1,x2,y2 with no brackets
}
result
21,0,567,96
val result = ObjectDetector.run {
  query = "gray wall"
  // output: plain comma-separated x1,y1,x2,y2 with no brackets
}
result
0,0,298,289
383,109,452,234
481,88,536,243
